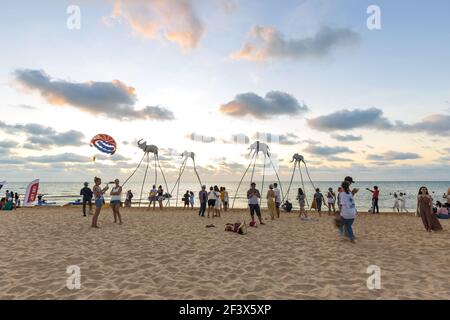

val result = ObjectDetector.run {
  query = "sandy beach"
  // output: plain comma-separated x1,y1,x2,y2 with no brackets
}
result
0,206,449,300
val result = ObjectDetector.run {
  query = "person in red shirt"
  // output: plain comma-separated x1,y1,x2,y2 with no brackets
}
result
367,186,380,214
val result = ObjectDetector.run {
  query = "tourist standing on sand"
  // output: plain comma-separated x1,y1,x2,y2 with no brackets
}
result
183,190,190,210
110,179,123,225
296,188,308,219
266,184,276,220
223,187,229,211
125,190,133,207
314,188,325,216
148,185,157,210
189,191,195,209
327,188,336,215
92,177,109,228
367,186,380,214
338,181,357,243
214,185,222,217
198,185,207,217
157,185,164,210
80,182,93,217
392,192,400,213
344,176,358,196
417,186,442,232
274,183,281,219
207,186,216,218
247,182,264,225
398,192,408,212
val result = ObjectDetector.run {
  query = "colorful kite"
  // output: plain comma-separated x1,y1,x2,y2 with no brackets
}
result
90,134,117,155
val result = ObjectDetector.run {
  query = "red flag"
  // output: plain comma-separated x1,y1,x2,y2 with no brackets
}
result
24,179,39,206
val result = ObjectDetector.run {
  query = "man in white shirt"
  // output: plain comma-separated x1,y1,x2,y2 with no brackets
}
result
247,182,264,225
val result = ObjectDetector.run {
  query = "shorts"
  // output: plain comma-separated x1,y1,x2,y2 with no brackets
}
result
208,199,216,207
95,198,103,209
249,204,261,217
275,202,281,209
110,200,121,205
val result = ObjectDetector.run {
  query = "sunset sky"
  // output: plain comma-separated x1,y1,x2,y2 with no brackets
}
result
0,0,449,182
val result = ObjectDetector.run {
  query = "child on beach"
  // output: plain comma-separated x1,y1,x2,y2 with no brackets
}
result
91,176,109,228
110,179,123,225
338,181,357,243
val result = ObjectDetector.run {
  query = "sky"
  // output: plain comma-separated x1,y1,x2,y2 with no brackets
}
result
0,0,449,182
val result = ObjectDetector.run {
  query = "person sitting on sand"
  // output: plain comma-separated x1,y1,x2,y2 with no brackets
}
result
327,188,336,215
0,197,6,210
225,221,247,235
417,186,442,232
435,201,449,219
110,179,123,225
296,188,308,220
91,176,109,228
80,182,93,217
247,182,264,225
183,190,190,210
266,184,276,220
338,181,357,243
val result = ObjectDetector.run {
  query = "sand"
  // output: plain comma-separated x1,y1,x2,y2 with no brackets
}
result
0,206,449,300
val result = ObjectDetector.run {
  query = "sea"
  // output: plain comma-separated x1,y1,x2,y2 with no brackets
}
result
2,181,449,211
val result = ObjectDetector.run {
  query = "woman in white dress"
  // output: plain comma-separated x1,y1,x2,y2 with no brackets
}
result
214,185,222,217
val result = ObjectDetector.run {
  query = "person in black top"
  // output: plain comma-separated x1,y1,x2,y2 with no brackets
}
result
198,185,207,217
80,182,93,216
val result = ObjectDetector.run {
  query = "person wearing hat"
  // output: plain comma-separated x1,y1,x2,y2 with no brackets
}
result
80,182,93,216
344,176,359,196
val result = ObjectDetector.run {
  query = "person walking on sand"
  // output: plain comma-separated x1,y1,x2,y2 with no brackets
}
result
417,186,442,232
296,188,308,220
198,185,207,217
148,185,157,210
110,179,123,225
367,186,380,214
274,183,281,218
327,187,336,215
80,182,93,217
392,192,400,213
91,177,109,228
338,181,357,243
266,184,276,220
247,182,265,225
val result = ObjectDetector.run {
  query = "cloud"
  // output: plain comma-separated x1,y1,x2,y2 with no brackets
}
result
307,108,393,131
220,91,308,119
231,25,360,62
14,69,174,121
0,121,85,149
252,132,300,145
332,134,363,142
106,0,204,50
186,133,216,143
367,151,421,161
0,140,17,150
328,156,353,162
25,153,92,163
308,107,450,135
304,144,354,156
